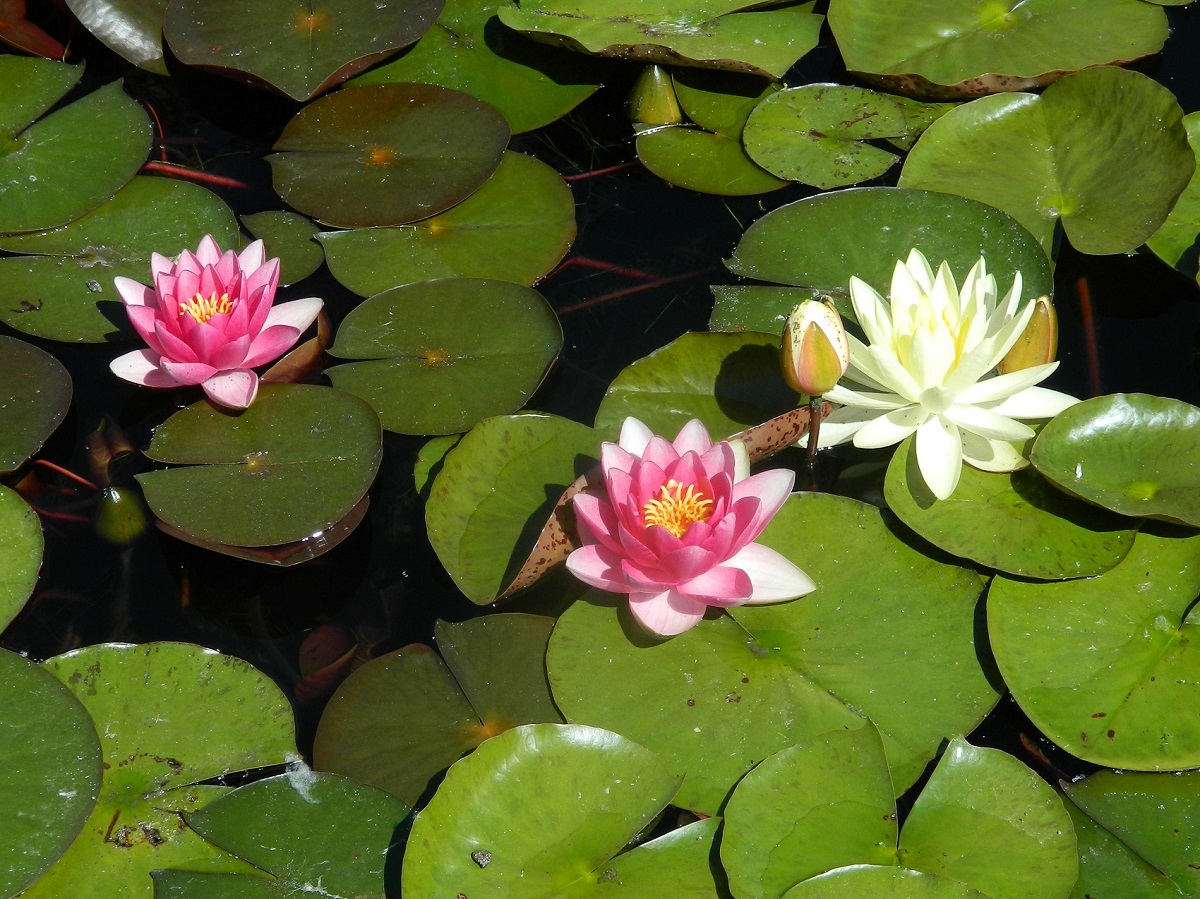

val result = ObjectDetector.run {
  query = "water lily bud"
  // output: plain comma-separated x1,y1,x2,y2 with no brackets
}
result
93,485,147,546
781,298,849,396
998,295,1058,374
628,65,682,128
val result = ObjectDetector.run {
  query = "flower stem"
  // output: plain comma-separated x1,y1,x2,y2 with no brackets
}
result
805,395,823,489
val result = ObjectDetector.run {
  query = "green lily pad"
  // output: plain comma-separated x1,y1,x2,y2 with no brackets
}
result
636,126,789,196
0,486,43,633
0,56,81,138
426,413,602,603
314,614,563,805
1146,112,1200,278
0,175,238,342
27,642,297,897
348,0,606,133
137,384,382,548
497,0,822,80
989,525,1200,769
152,770,410,897
1064,769,1200,897
1031,394,1200,527
725,187,1052,313
269,83,510,228
594,331,798,440
784,867,987,898
0,68,150,234
743,84,906,189
900,67,1193,255
63,0,170,74
164,0,442,101
828,0,1167,95
671,67,779,138
885,434,1136,578
402,723,721,895
319,151,575,295
240,210,324,286
326,278,561,435
0,336,71,473
0,648,101,897
709,285,827,334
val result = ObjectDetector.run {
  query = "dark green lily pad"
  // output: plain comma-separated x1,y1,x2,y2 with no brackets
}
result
164,0,443,101
0,336,71,473
1147,112,1200,278
0,648,101,898
594,331,798,440
829,0,1167,95
900,67,1192,254
0,486,43,634
671,67,779,138
636,126,789,196
28,642,297,896
743,84,906,189
137,384,382,548
348,0,606,133
152,771,410,897
425,413,602,603
1064,769,1200,897
885,434,1136,578
0,175,238,342
314,615,562,805
269,83,509,228
64,0,170,74
326,278,561,435
240,210,324,286
497,0,822,80
1031,394,1200,527
0,55,81,138
319,151,575,295
709,285,828,334
725,187,1052,311
989,526,1200,769
0,68,150,234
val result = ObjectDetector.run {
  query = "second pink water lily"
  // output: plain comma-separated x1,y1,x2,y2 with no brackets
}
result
110,235,322,409
566,417,815,636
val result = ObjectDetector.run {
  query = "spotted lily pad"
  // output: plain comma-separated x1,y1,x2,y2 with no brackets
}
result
0,336,71,473
137,384,382,548
326,278,562,435
63,0,171,73
0,485,43,633
164,0,443,101
1031,394,1200,527
269,83,509,228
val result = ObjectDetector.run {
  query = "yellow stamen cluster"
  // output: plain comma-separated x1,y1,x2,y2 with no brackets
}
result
643,479,713,538
179,291,234,324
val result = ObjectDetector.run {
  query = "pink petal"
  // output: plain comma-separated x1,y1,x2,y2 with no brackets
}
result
617,417,654,457
628,590,706,636
572,494,625,557
238,239,266,273
110,349,182,388
114,276,154,309
194,235,222,266
126,305,166,352
671,419,713,456
566,545,632,594
202,370,259,408
640,435,682,472
634,544,717,585
161,358,218,386
728,469,794,541
261,295,320,332
153,321,200,364
149,252,175,280
209,332,252,370
600,441,638,480
724,543,816,603
185,319,233,364
240,324,301,368
676,565,753,606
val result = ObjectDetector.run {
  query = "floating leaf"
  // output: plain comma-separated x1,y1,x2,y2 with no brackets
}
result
636,127,788,196
164,0,443,101
0,485,43,633
0,0,69,58
989,526,1200,769
63,0,170,73
0,336,71,473
0,176,238,342
240,210,324,286
1031,394,1200,527
783,867,987,897
1147,111,1200,278
671,67,779,138
269,83,509,228
326,277,562,435
709,285,826,334
0,648,100,898
137,384,382,548
0,55,80,138
319,151,575,295
900,67,1193,254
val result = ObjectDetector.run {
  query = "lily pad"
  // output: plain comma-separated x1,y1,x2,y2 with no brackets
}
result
1146,112,1200,278
1031,394,1200,527
0,175,238,342
137,384,382,548
0,55,81,139
326,278,561,435
0,336,71,473
899,67,1193,255
164,0,443,101
0,648,101,898
725,187,1052,313
314,615,562,805
0,66,150,234
240,210,324,286
828,0,1168,95
636,126,789,196
709,285,827,334
319,151,576,295
28,642,297,897
885,434,1136,578
989,525,1200,769
783,867,987,897
151,770,410,897
63,0,170,74
348,0,606,133
269,82,509,228
0,485,43,633
671,67,779,138
497,0,822,80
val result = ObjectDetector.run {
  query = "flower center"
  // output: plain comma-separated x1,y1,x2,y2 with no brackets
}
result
179,291,234,324
642,479,712,538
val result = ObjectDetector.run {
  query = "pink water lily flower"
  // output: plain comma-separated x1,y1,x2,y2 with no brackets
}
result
109,235,322,409
566,417,816,637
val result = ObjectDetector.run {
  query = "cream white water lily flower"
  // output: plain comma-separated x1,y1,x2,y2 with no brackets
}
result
816,249,1079,500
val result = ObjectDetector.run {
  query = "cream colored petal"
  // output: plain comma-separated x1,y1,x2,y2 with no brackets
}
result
824,385,908,410
854,405,927,449
909,321,955,391
946,404,1035,442
903,249,936,294
863,345,922,402
849,276,894,349
961,430,1029,472
914,415,963,500
987,384,1080,418
957,362,1059,404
